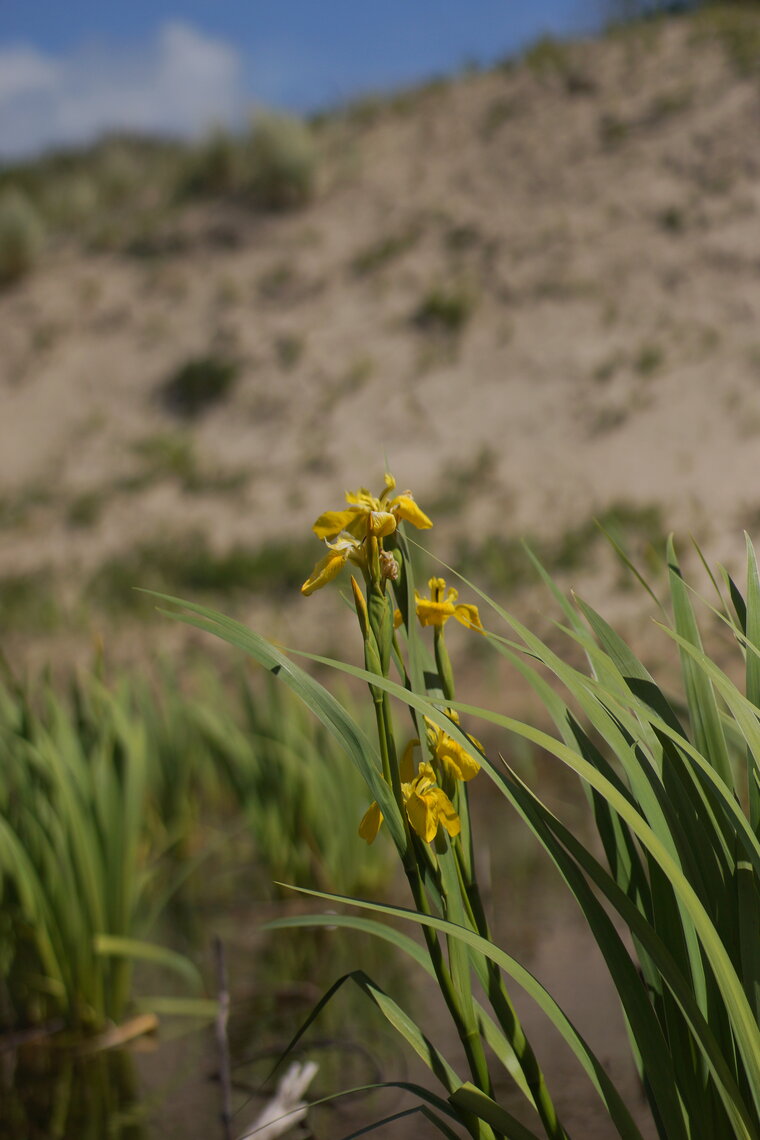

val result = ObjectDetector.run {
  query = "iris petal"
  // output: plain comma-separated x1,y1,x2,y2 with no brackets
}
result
405,789,438,843
402,762,461,842
312,509,361,540
435,789,461,837
391,494,433,530
368,510,396,537
415,599,456,627
400,739,419,783
454,603,484,633
358,801,384,844
301,549,347,595
437,736,481,781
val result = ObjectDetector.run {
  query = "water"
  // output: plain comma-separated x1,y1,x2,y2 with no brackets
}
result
1,769,656,1140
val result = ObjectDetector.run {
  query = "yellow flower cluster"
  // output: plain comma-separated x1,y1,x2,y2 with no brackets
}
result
359,710,481,845
395,576,484,634
301,473,432,596
359,762,459,845
301,472,486,847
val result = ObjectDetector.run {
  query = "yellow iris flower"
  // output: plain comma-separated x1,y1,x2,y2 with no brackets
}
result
301,532,364,596
423,712,482,782
414,577,483,632
312,473,432,543
359,749,460,845
403,762,461,843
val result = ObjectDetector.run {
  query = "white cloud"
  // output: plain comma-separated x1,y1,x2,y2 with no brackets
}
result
0,22,246,159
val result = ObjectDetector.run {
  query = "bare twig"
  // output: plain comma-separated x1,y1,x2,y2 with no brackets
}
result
0,1019,64,1053
214,936,233,1140
77,1011,158,1055
239,1061,319,1140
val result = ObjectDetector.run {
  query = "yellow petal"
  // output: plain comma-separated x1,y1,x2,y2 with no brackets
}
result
345,488,377,508
301,549,347,595
368,510,396,538
382,472,397,496
358,801,383,844
415,599,455,627
313,509,360,539
454,603,484,633
393,607,403,629
391,494,433,530
405,789,439,842
436,735,481,781
434,788,461,838
345,513,371,539
416,761,437,784
400,738,419,783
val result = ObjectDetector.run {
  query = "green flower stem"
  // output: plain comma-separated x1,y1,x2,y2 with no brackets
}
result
356,541,507,1138
371,682,393,789
430,633,565,1139
429,648,566,1140
462,864,569,1140
380,689,403,807
366,585,405,815
390,630,412,688
434,627,456,703
404,854,499,1140
454,782,475,885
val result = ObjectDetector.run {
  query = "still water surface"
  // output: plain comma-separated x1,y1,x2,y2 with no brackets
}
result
2,771,656,1140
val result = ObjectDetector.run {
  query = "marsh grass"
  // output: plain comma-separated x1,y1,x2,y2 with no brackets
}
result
0,660,388,1037
0,674,199,1031
0,571,61,633
193,674,393,897
90,534,317,612
457,500,666,593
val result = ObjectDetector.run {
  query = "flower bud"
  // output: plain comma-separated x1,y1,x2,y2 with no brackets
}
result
350,576,370,639
379,550,400,583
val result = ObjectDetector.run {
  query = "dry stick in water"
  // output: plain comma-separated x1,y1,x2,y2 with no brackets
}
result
214,936,233,1140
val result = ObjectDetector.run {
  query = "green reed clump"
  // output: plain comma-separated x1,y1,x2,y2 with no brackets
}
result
89,533,318,611
0,659,392,1035
160,471,760,1140
0,674,202,1033
193,673,393,897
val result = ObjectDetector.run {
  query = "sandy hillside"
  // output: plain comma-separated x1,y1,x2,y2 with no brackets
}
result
1,10,760,670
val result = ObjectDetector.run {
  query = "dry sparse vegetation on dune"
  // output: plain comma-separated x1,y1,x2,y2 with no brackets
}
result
1,8,760,667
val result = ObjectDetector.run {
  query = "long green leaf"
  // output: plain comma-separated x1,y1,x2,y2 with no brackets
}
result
274,886,646,1140
742,534,760,832
94,935,203,991
667,538,733,787
149,592,406,853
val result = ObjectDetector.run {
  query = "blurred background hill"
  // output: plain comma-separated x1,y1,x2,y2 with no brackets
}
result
1,3,759,675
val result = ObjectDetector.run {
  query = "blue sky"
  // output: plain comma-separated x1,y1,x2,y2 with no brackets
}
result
1,1,605,158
